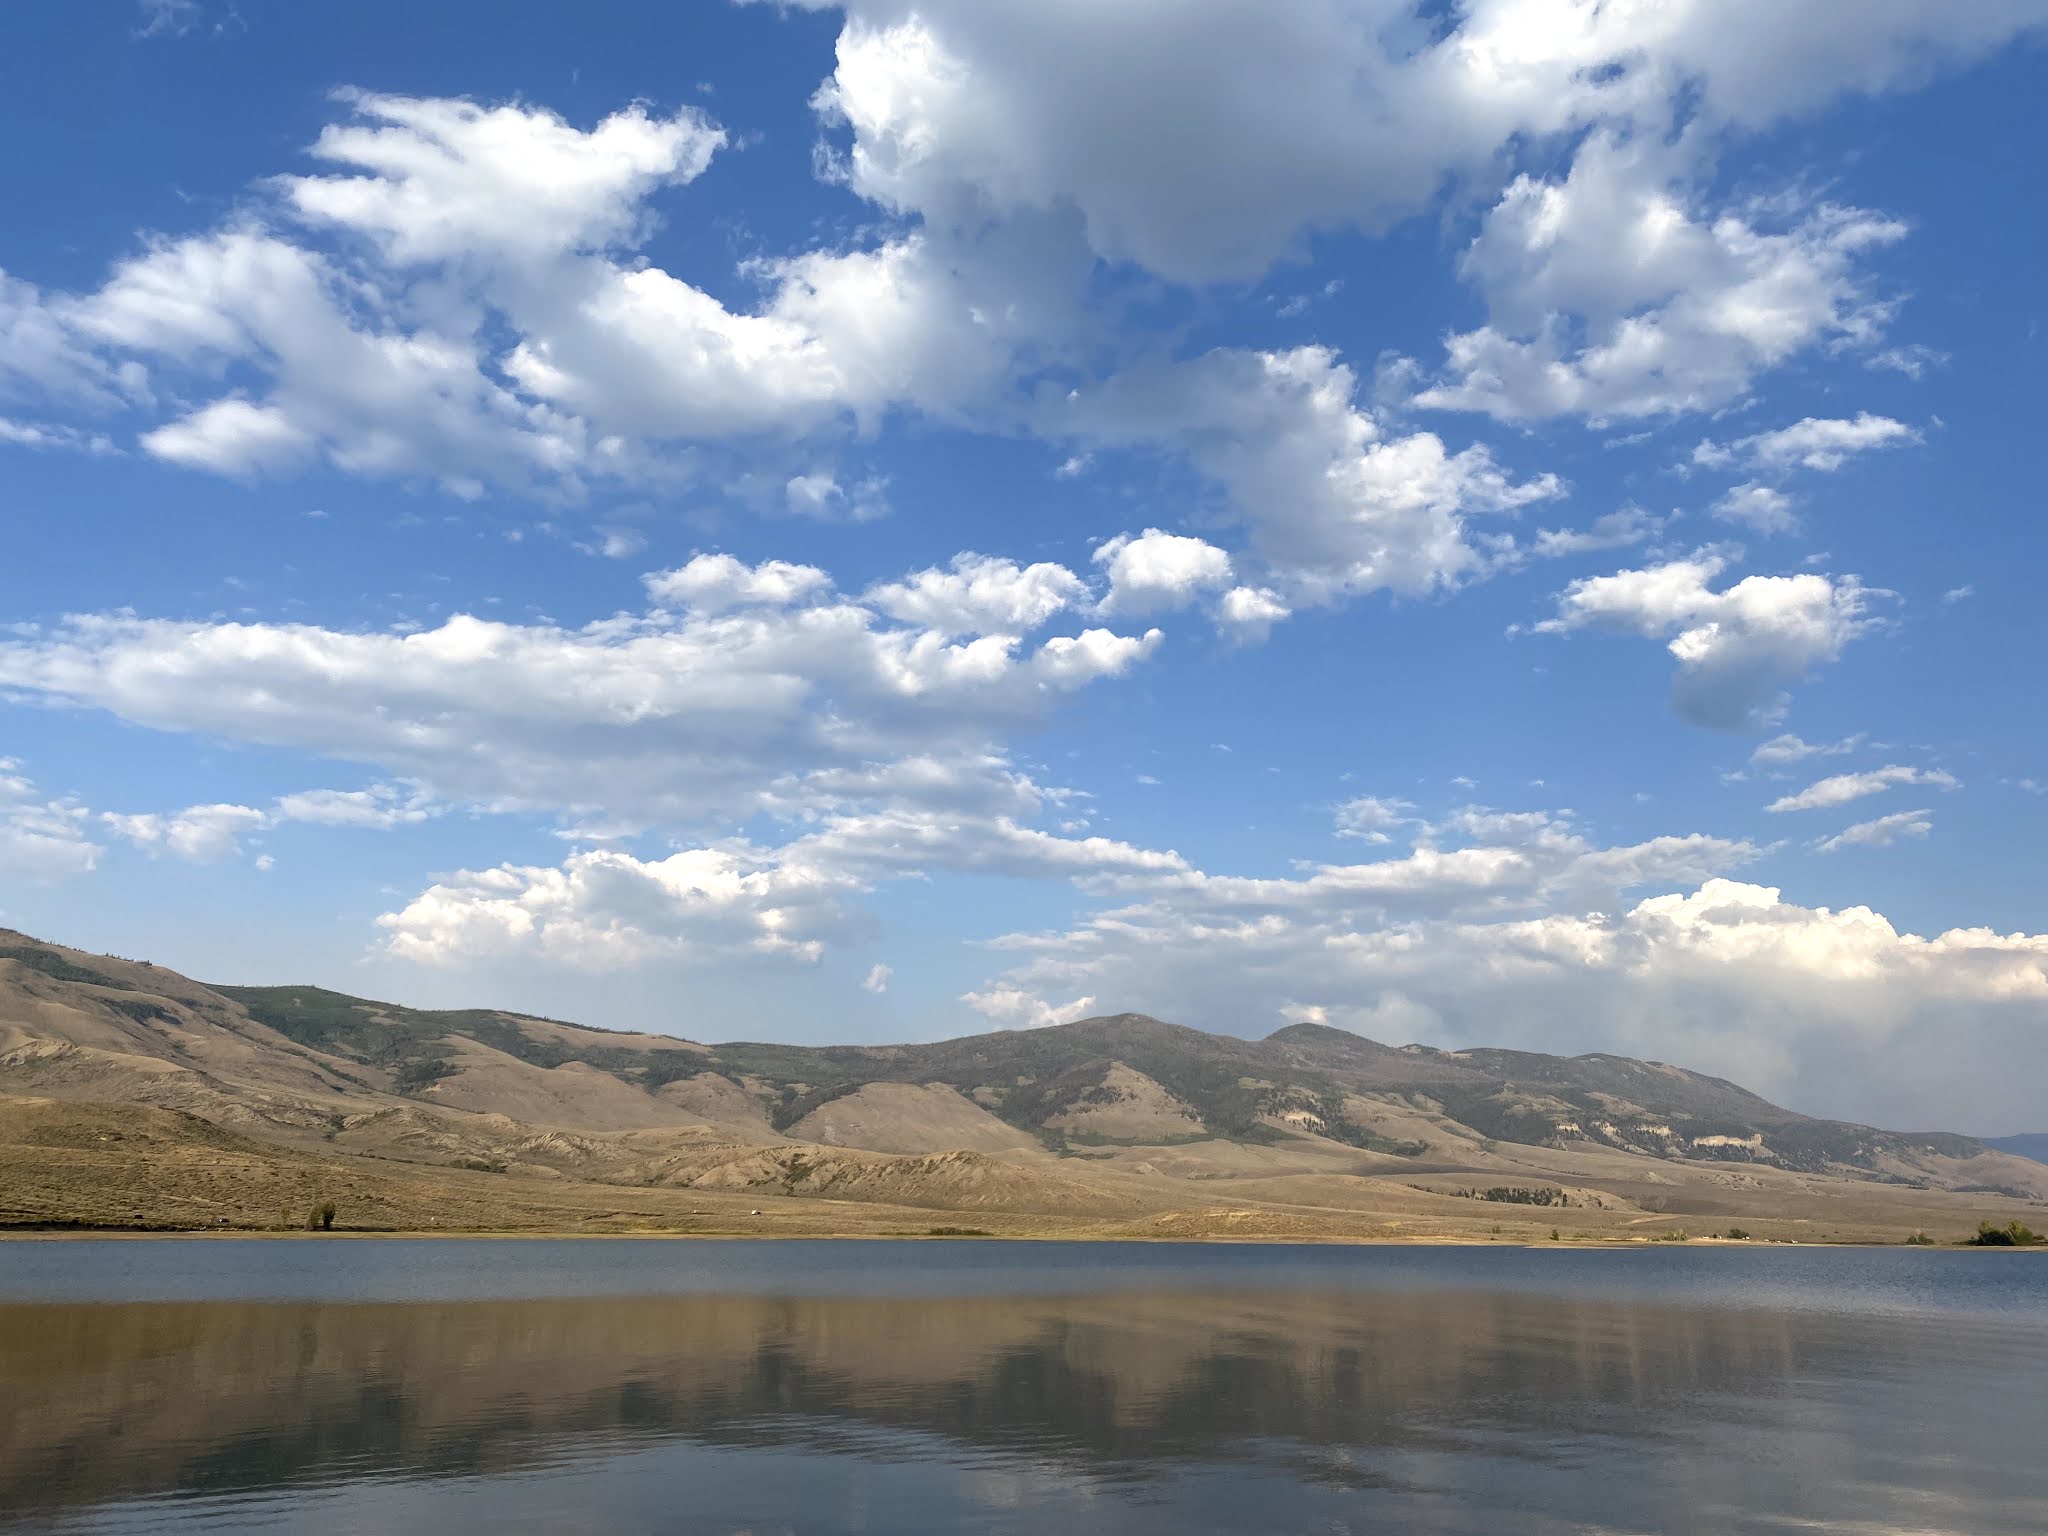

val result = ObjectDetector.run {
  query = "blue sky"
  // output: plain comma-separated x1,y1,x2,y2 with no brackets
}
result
1,1,2043,1131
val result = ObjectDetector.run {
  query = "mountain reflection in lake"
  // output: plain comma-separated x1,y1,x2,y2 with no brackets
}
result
0,1245,2042,1534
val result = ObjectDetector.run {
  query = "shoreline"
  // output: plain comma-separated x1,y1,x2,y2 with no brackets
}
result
1,1226,2029,1250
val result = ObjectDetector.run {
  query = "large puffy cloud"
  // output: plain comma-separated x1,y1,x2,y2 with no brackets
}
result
644,554,832,612
1214,585,1292,641
3,4,2040,496
380,807,1190,968
798,0,2043,285
1092,529,1233,615
274,90,1013,448
808,0,1530,284
279,91,725,264
69,228,587,493
969,874,2048,1130
12,94,1008,495
794,0,2043,449
1414,133,1909,421
1533,554,1875,730
273,93,1013,449
1065,347,1560,611
865,553,1089,636
141,398,315,476
0,558,1159,827
499,234,1013,444
376,797,1751,990
381,845,866,967
1566,1,2048,129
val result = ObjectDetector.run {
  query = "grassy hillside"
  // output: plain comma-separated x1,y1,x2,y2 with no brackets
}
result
216,986,673,1091
6,929,2048,1234
212,977,1990,1177
0,925,2021,1183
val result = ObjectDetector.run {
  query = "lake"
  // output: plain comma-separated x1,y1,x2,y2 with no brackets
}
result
0,1239,2041,1533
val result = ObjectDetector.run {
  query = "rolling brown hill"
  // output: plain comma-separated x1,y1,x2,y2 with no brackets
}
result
3,928,2044,1240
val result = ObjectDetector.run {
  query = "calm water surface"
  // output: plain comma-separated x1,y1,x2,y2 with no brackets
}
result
0,1240,2041,1533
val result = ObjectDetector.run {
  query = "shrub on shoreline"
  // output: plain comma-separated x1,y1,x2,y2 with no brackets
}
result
1965,1220,2041,1247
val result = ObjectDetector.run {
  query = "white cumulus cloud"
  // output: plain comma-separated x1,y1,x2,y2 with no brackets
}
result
800,0,2041,288
1067,346,1560,612
645,554,833,613
1535,554,1876,730
1093,529,1234,615
866,553,1089,636
0,559,1161,829
280,91,725,264
1415,133,1908,422
1694,413,1920,473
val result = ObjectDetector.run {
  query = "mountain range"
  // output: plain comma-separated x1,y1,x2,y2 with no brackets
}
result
3,928,2043,1241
